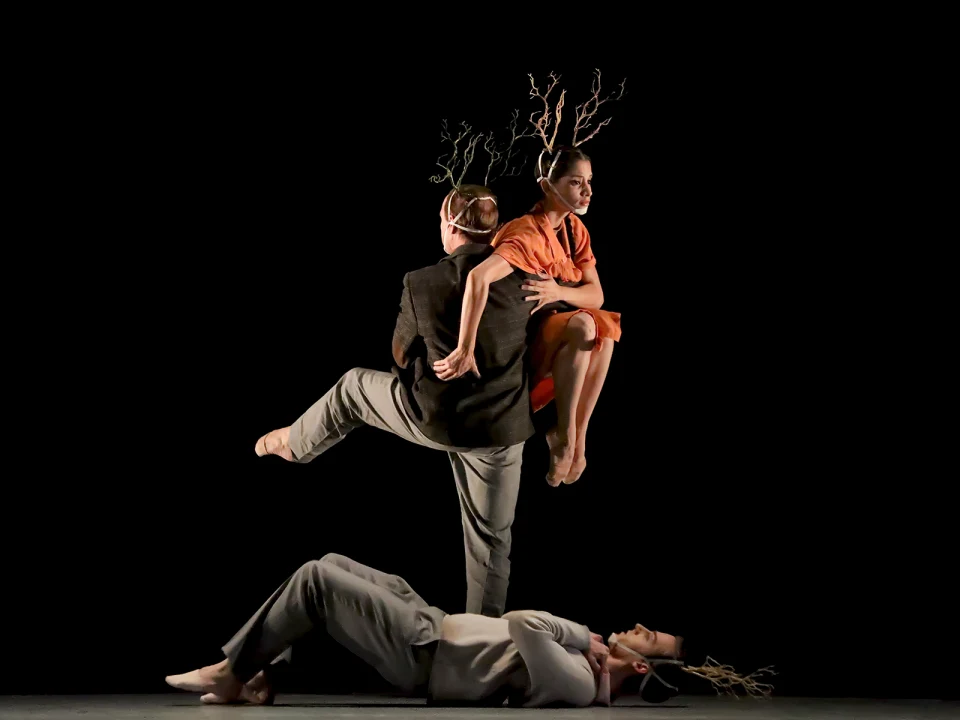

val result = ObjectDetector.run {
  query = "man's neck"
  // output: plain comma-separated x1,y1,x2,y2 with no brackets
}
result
606,656,638,696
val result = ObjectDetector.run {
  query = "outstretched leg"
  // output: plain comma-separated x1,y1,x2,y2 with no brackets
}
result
254,368,455,463
546,313,596,486
564,336,614,484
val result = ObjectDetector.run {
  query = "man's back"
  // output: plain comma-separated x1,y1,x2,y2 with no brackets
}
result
392,243,535,447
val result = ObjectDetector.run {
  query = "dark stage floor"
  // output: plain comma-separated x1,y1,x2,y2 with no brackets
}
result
0,695,955,719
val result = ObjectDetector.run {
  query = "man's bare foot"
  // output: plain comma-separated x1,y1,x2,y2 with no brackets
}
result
545,427,575,487
255,427,295,461
165,659,243,701
200,670,273,705
563,445,586,484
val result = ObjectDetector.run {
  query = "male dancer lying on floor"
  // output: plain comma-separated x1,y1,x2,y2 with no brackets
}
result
165,553,695,707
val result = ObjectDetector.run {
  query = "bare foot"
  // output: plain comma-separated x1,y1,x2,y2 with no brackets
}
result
563,445,586,484
200,670,273,705
165,659,243,701
255,427,295,461
545,427,575,487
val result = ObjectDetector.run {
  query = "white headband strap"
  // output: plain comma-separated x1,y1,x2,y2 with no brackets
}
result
535,149,562,183
447,192,497,234
536,149,580,213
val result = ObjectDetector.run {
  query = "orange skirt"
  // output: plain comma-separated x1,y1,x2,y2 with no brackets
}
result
528,308,622,412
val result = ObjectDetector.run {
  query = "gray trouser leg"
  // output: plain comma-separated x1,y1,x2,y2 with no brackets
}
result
222,554,445,693
286,367,525,618
449,444,524,618
288,368,456,462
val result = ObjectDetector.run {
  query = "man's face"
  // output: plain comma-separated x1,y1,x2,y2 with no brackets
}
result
611,623,680,659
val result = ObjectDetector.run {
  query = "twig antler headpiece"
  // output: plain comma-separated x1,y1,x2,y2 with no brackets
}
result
680,656,777,698
524,69,627,184
612,637,776,699
429,113,532,234
430,119,485,191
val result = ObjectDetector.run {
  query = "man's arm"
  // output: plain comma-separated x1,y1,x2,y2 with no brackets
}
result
391,273,418,369
504,610,597,707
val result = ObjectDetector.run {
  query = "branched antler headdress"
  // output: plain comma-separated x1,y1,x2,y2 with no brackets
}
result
429,119,485,190
429,112,533,233
680,656,777,698
612,637,775,700
483,108,536,186
523,69,627,184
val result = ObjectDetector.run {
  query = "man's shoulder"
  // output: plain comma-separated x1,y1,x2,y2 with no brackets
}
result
406,247,494,286
403,263,443,290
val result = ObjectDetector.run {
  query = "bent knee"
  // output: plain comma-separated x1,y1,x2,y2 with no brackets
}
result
339,368,364,390
318,553,348,567
564,313,598,344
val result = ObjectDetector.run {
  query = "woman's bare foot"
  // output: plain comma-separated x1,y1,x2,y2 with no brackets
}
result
200,670,273,705
165,659,243,701
545,427,575,487
564,444,587,484
255,427,295,461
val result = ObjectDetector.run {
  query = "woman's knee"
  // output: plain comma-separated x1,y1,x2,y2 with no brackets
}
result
564,313,598,345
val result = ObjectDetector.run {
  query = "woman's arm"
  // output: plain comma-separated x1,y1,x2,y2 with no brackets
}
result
458,254,515,351
433,253,515,381
523,265,605,314
561,265,604,309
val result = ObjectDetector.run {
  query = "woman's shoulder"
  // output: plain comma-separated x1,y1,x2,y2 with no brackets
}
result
493,213,540,243
499,213,538,232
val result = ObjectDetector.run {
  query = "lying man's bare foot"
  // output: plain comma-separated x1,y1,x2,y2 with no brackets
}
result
255,427,294,461
545,427,575,487
200,670,273,705
165,659,243,701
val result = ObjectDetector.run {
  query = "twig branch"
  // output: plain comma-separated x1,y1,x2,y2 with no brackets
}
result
527,72,566,153
484,109,534,184
572,68,627,147
429,119,483,188
482,134,502,186
682,656,776,698
457,132,483,188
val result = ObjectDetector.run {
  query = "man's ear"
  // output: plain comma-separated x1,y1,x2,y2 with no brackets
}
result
632,661,650,675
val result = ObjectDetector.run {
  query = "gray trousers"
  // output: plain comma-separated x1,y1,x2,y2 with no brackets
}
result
288,368,524,618
223,553,445,693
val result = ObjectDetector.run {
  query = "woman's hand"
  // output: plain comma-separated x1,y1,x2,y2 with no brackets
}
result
522,272,564,315
433,346,480,381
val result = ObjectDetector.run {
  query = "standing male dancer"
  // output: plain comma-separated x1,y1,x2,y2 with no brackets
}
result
256,184,539,617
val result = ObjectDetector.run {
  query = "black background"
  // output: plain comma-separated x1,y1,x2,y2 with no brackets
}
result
2,32,949,701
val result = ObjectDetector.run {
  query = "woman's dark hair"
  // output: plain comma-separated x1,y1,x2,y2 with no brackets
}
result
535,145,591,184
